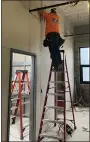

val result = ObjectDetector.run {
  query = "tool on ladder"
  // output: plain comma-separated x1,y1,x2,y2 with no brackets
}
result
10,70,30,140
37,50,76,142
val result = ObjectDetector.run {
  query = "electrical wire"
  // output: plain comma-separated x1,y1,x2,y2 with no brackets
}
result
30,12,39,21
74,78,89,107
73,96,82,105
82,127,90,132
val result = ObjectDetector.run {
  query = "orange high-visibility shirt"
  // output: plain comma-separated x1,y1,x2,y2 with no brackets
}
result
41,11,60,36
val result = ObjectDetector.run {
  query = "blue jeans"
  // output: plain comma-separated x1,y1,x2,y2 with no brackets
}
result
46,32,64,70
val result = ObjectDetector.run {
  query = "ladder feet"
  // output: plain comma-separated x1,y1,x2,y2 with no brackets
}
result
12,118,15,124
20,135,24,140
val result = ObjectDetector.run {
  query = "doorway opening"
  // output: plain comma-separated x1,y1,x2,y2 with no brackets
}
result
8,49,36,141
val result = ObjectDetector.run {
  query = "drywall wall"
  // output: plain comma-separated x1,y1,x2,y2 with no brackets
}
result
2,1,41,141
2,1,74,141
74,24,90,103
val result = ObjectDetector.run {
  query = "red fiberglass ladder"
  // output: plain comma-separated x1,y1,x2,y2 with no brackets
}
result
37,50,76,142
10,70,30,140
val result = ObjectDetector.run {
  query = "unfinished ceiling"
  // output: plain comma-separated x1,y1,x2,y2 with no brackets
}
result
60,1,89,26
43,0,89,26
22,0,89,26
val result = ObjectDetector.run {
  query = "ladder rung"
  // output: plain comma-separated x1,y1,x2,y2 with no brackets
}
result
11,93,18,96
40,133,63,140
56,90,64,93
13,89,18,91
11,98,19,101
57,100,70,102
56,90,70,93
12,93,29,96
57,100,64,102
45,106,64,110
48,93,63,96
23,112,29,116
43,119,64,124
22,101,30,105
50,81,64,84
10,106,18,110
49,86,56,89
52,70,63,73
10,112,29,119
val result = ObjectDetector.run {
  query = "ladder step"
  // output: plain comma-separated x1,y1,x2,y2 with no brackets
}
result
10,106,18,110
57,100,64,102
43,119,64,124
10,112,29,119
40,133,63,140
11,93,18,96
49,86,56,89
11,98,19,101
12,93,29,96
48,93,63,96
12,89,18,91
50,81,64,84
45,106,64,110
12,81,30,83
23,112,29,116
52,70,63,73
22,101,30,105
56,90,64,93
56,90,70,93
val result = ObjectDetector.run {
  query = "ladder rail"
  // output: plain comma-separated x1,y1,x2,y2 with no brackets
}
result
11,74,17,94
18,72,23,140
37,64,52,142
63,52,66,142
25,73,30,95
65,56,76,129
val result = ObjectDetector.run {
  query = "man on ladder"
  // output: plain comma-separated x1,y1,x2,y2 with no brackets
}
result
38,8,65,71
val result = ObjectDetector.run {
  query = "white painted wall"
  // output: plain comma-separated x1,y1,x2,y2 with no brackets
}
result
2,1,74,141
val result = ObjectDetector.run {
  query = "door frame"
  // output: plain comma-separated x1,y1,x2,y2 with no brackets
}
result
7,48,36,141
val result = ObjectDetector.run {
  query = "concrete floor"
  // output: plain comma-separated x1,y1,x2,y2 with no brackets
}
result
9,107,89,141
9,117,29,141
64,107,89,141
